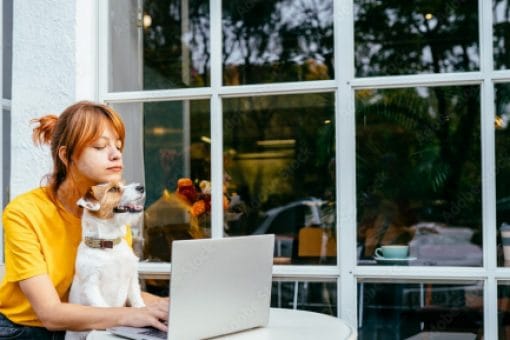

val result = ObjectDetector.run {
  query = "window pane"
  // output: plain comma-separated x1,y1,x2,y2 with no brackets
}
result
223,93,336,265
142,279,337,316
499,281,510,339
2,109,9,209
356,86,482,266
358,281,483,339
2,0,12,99
494,0,510,70
496,84,510,266
272,281,336,315
222,0,333,85
354,0,479,77
112,100,211,262
109,0,210,92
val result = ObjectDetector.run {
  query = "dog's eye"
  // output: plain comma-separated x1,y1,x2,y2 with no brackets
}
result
108,187,120,193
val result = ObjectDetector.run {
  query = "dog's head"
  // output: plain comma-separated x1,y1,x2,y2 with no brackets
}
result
77,182,145,220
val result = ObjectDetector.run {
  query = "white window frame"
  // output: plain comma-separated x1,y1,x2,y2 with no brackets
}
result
98,0,510,336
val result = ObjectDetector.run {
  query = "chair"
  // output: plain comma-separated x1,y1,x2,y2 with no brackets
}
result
298,226,336,258
289,227,336,311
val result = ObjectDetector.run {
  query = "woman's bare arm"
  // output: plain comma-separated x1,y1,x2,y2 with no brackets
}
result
141,291,169,305
19,274,168,332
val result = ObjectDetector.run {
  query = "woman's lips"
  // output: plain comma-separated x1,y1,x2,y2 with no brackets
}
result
108,166,123,172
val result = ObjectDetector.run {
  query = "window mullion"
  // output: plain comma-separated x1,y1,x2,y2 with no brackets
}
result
335,0,356,326
480,0,497,337
210,0,223,238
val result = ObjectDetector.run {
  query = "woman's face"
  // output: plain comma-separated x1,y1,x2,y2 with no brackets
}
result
72,124,123,185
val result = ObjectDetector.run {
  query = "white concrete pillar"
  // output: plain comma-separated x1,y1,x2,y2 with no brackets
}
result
10,0,96,198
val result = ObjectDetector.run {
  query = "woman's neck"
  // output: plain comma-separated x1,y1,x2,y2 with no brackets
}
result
56,178,89,218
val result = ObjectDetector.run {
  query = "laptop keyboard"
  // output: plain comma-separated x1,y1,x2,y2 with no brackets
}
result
140,327,167,339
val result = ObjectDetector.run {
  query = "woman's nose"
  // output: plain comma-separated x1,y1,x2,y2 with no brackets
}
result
109,146,122,160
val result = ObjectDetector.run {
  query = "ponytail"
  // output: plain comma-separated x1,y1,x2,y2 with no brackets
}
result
32,115,58,146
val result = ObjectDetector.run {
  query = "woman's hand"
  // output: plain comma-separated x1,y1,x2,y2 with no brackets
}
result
20,274,171,331
121,299,169,332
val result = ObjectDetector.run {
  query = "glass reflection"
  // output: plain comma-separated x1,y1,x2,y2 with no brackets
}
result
114,100,211,262
356,86,482,266
223,93,335,265
354,0,479,77
496,84,510,266
499,281,510,339
494,0,510,70
271,281,336,315
109,0,210,91
358,281,483,339
3,0,12,99
222,0,333,85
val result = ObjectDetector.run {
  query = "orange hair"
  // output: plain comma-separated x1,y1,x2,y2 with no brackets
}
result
31,101,126,194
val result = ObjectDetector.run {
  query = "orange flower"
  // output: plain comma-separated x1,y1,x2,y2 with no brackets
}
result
191,200,207,216
176,177,230,217
176,178,197,204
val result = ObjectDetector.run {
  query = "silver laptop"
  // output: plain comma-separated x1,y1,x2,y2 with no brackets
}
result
108,234,275,340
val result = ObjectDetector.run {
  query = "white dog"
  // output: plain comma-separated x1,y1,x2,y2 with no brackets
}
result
65,182,146,340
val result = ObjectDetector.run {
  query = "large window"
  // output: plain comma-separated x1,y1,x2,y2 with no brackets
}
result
101,0,510,337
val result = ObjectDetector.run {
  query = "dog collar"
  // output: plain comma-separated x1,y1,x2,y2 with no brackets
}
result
84,237,122,249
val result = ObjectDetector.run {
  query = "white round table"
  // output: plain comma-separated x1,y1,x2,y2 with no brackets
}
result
87,308,356,340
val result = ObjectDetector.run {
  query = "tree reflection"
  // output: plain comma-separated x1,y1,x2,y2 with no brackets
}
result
494,0,510,70
143,0,210,88
222,0,333,84
356,86,481,259
354,0,479,76
140,0,484,242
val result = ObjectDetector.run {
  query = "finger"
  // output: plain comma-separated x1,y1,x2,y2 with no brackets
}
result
156,308,168,321
152,318,168,332
153,301,169,314
147,305,168,320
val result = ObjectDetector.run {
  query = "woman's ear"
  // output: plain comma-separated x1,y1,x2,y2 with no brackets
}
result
58,146,68,166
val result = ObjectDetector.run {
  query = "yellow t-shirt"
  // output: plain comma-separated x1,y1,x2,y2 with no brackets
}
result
0,187,133,326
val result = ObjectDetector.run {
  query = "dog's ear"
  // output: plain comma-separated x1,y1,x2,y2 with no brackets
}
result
77,197,100,211
90,184,109,201
77,190,101,211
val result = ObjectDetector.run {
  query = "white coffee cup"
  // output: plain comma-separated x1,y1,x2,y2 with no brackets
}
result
375,245,409,259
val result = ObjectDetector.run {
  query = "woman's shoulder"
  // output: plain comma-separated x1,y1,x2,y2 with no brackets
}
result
5,187,55,213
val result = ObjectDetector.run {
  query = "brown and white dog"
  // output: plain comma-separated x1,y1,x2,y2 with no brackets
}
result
65,182,146,340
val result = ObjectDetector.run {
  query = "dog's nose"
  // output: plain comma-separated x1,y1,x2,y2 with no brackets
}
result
136,185,145,193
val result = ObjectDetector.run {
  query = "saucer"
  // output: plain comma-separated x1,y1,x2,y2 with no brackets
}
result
374,256,417,264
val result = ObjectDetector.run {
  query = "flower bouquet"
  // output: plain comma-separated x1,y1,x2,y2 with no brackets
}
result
175,178,229,237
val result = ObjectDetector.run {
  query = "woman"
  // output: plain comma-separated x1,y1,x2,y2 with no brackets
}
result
0,101,168,339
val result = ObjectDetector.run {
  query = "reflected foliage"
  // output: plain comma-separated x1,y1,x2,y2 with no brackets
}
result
223,93,335,237
222,0,333,84
354,0,479,76
142,0,333,87
495,84,510,230
356,86,481,258
143,0,210,88
143,101,210,207
494,0,510,70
